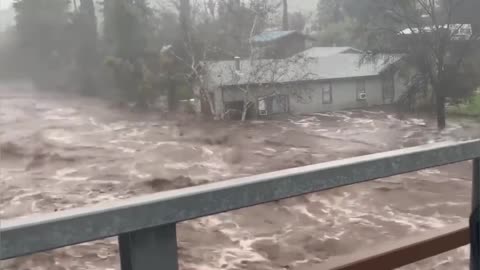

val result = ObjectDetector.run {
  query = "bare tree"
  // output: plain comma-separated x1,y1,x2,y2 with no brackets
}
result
171,0,218,116
195,0,312,121
367,0,479,129
234,56,314,121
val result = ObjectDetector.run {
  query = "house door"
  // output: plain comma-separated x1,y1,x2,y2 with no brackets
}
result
382,72,395,104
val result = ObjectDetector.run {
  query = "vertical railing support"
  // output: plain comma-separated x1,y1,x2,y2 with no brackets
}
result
471,158,480,270
119,224,178,270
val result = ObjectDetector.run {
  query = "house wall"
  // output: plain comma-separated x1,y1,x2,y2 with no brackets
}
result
219,76,393,116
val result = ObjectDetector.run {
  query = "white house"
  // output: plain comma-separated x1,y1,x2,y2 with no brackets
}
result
196,47,407,119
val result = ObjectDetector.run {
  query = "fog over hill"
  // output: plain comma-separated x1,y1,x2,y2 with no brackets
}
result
0,0,317,33
0,0,318,13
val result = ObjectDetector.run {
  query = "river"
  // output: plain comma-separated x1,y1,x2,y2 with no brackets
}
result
1,81,479,269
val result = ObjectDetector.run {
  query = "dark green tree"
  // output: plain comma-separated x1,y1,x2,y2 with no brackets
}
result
315,0,375,47
289,12,306,32
74,0,98,95
103,0,155,106
13,0,71,81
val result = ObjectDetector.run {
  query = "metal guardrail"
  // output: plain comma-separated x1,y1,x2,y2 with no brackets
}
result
1,140,480,269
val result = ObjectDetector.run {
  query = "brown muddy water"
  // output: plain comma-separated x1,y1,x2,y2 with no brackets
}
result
1,82,480,270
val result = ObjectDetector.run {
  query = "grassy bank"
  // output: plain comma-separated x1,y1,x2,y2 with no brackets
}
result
448,94,480,117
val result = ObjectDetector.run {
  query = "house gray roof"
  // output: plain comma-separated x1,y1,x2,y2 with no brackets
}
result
251,30,299,44
298,47,363,58
204,54,401,87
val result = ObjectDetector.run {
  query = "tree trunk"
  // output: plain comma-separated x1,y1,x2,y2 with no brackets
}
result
179,0,192,52
241,102,248,121
77,0,98,95
80,0,97,35
203,90,216,117
436,95,446,130
167,77,177,112
282,0,289,31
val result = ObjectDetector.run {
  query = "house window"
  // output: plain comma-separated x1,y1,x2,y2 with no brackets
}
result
258,94,289,116
356,80,367,100
322,82,332,104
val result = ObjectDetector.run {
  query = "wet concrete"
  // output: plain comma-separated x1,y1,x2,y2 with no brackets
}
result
1,82,480,270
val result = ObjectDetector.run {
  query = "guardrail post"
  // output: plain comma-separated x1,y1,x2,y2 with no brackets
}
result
119,224,178,270
471,158,480,270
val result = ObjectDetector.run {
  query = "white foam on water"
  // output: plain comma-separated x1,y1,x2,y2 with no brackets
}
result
287,204,327,224
321,230,346,241
418,168,441,175
408,201,468,211
164,162,191,170
53,168,88,182
11,191,40,202
350,118,374,124
88,180,122,185
155,141,181,147
407,118,427,126
30,200,39,212
201,146,214,156
44,129,74,144
381,205,448,230
449,177,468,182
201,215,269,268
42,108,77,120
116,146,136,154
359,110,385,115
432,257,453,268
109,139,147,145
348,216,384,229
309,190,453,234
124,128,147,137
107,122,128,131
128,165,151,180
312,112,333,117
332,112,352,122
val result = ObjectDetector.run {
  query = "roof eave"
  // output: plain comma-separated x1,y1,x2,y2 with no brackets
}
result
218,74,382,88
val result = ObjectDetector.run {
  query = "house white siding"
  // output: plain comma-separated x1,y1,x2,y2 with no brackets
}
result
219,76,403,116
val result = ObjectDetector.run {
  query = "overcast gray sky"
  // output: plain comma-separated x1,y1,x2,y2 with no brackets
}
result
0,0,318,13
0,0,10,10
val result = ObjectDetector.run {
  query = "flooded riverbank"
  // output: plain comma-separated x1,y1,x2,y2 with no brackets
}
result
1,82,479,269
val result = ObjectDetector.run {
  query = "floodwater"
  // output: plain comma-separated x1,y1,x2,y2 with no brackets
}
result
1,82,480,270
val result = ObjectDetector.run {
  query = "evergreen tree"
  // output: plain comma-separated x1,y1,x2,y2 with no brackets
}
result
13,0,71,74
75,0,98,95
